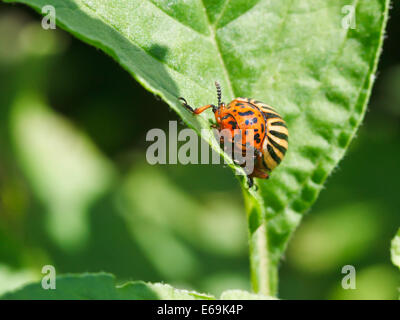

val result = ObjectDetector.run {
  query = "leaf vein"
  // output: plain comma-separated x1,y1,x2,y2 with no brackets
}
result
200,0,235,99
216,0,263,29
146,0,209,37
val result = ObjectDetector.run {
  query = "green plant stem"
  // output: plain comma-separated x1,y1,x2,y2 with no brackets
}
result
244,187,277,297
250,222,270,295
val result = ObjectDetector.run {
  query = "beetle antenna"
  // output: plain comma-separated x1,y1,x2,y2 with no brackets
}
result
215,81,222,107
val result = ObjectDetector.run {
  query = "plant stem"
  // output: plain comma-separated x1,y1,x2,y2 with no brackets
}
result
244,189,277,297
251,223,270,295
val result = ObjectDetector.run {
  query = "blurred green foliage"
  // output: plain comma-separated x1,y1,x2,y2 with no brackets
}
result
0,3,399,299
2,273,216,300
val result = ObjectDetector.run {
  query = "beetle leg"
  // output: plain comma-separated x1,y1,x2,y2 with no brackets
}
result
179,98,216,115
247,176,254,189
255,149,262,158
193,104,216,114
179,97,195,113
250,168,269,180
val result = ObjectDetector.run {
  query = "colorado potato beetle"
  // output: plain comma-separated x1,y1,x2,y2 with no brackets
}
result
179,82,288,188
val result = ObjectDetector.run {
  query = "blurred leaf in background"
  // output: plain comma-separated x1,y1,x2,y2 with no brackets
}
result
11,92,115,250
0,264,38,296
1,273,216,300
391,228,400,299
392,229,400,270
0,1,399,300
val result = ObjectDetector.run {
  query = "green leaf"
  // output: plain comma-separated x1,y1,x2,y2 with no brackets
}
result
0,265,39,296
0,273,215,300
391,228,400,299
392,228,400,270
0,272,276,300
9,92,115,250
4,0,390,296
